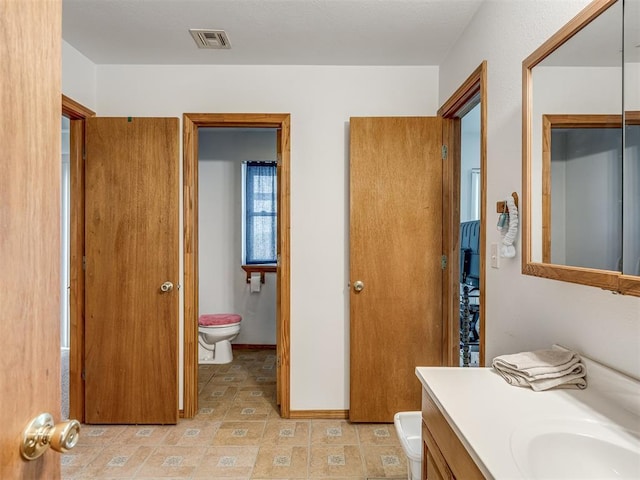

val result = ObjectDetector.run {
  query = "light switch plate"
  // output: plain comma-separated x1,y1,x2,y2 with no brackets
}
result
491,243,499,268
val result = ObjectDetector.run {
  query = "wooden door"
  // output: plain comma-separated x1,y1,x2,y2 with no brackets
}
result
84,117,179,424
349,117,444,422
1,0,62,476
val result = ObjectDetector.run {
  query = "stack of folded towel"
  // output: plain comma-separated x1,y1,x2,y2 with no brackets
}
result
492,347,587,391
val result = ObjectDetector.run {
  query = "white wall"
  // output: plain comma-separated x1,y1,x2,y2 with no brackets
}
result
92,65,440,410
198,129,277,346
439,0,640,378
62,41,97,111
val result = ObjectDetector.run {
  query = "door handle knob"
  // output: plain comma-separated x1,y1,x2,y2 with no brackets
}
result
353,280,364,292
21,413,80,460
160,281,174,292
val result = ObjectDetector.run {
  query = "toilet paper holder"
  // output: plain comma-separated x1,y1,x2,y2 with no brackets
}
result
241,265,276,284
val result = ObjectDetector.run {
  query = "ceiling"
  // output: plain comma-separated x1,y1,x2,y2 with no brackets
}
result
62,0,485,66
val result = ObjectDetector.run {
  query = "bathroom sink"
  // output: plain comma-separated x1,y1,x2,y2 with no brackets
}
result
510,418,640,479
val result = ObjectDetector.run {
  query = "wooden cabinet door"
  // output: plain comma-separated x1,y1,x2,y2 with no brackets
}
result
84,117,179,424
349,117,444,422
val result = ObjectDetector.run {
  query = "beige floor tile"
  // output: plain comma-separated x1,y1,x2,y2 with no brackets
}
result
224,402,277,421
308,445,364,478
192,445,259,478
77,425,127,446
310,420,359,445
133,445,206,478
200,384,240,402
194,400,232,421
251,445,309,478
80,445,154,478
237,385,276,401
63,349,415,480
262,420,310,446
361,445,407,478
356,423,401,445
161,419,220,446
111,425,172,446
211,373,250,386
212,420,267,446
61,445,104,478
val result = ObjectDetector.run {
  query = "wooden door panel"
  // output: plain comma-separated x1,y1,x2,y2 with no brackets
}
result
85,117,179,424
349,117,443,422
1,0,61,476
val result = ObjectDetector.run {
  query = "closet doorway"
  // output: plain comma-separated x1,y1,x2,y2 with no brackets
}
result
183,113,291,418
439,61,488,367
62,95,95,422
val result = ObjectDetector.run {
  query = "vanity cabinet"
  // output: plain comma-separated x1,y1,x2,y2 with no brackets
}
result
421,388,484,480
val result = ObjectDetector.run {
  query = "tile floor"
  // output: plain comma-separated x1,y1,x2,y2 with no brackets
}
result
62,348,408,479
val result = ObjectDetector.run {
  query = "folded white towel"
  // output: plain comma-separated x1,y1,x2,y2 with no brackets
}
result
492,348,587,391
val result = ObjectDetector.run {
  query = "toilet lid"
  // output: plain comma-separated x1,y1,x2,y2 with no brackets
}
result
198,313,242,326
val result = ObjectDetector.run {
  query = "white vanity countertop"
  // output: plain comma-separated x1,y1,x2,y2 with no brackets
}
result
416,361,640,479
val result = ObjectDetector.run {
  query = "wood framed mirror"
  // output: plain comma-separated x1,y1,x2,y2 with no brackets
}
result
522,0,640,296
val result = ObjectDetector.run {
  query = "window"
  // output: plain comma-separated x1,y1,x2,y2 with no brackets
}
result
243,161,277,264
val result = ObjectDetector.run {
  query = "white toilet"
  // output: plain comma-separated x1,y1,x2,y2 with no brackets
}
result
394,411,423,480
198,313,242,364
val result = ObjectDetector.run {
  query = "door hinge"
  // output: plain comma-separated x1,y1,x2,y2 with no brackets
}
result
441,145,448,160
277,356,281,368
441,255,448,270
81,369,86,381
82,256,86,271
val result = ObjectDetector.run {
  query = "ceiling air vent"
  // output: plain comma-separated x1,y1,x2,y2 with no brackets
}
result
189,29,231,49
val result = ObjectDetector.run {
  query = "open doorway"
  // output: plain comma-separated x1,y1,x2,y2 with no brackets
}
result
197,128,278,355
182,113,291,418
439,61,487,367
61,95,95,422
61,115,71,419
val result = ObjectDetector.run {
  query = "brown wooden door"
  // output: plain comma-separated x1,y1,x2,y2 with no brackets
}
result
84,117,179,424
349,117,444,422
1,0,62,476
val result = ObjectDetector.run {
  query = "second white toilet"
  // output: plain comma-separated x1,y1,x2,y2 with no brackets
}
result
394,411,423,480
198,313,242,364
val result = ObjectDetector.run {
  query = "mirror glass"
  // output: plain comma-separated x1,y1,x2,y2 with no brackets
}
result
528,0,624,271
623,0,640,276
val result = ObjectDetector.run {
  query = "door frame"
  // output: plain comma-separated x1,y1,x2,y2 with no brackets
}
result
438,61,488,366
182,113,291,418
62,94,95,422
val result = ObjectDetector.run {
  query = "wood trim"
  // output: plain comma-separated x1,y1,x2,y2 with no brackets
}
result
438,61,487,366
437,62,483,118
522,262,620,291
521,0,637,296
541,115,552,264
232,344,276,350
182,113,291,418
441,118,460,367
526,109,639,296
522,61,533,276
62,94,95,119
277,115,291,418
523,0,617,70
182,117,199,419
288,410,349,420
62,95,95,423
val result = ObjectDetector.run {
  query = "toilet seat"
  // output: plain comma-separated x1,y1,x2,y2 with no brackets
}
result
199,313,241,327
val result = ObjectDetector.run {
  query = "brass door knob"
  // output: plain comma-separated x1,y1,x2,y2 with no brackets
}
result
353,280,364,292
21,413,80,460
